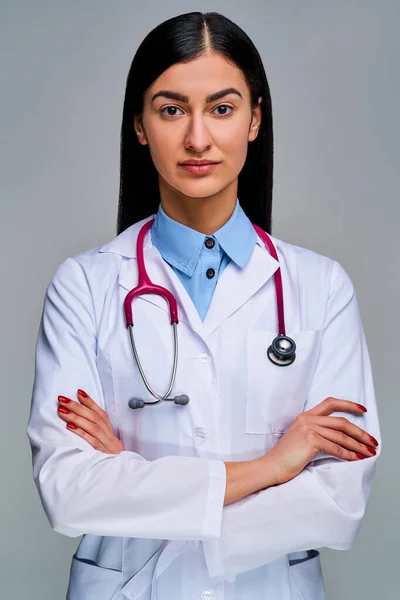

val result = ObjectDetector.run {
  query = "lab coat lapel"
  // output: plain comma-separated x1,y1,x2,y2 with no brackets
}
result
116,245,206,338
202,240,280,338
98,217,198,329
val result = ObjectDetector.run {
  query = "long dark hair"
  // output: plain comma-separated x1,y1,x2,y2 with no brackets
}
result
117,11,274,235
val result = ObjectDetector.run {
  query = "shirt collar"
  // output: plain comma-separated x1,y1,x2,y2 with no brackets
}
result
150,198,257,277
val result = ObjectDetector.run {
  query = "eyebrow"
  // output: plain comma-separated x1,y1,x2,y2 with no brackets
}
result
151,87,243,104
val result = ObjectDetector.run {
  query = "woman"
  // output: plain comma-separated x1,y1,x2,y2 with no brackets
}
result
27,11,381,600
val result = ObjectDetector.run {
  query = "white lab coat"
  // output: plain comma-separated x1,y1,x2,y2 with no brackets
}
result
27,215,381,600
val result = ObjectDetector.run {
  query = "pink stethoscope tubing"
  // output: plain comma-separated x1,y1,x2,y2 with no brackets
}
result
124,218,296,409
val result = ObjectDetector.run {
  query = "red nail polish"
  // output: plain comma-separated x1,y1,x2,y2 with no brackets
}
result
67,423,78,430
78,389,88,398
356,453,365,459
356,404,367,412
58,396,70,403
368,446,377,456
58,406,70,414
369,435,379,446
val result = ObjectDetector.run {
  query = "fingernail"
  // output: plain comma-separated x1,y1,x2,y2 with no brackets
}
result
58,396,70,403
58,406,70,414
369,435,379,446
356,453,365,459
367,446,377,456
356,404,367,412
77,389,88,398
67,423,78,430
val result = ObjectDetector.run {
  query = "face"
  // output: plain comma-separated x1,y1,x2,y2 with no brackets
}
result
134,52,262,203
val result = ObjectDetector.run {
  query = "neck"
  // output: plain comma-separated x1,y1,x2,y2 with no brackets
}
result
158,177,238,235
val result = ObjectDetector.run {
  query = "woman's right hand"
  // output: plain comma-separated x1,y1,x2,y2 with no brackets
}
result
265,397,379,486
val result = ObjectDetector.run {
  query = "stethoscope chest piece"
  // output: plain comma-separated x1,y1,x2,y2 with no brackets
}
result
267,334,297,367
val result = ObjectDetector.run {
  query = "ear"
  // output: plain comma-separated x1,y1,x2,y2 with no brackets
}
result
248,96,262,143
133,114,148,146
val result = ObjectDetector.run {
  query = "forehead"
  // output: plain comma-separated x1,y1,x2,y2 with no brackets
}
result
145,53,249,101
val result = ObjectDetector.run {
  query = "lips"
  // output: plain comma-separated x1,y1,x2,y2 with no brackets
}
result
179,162,220,175
179,160,220,166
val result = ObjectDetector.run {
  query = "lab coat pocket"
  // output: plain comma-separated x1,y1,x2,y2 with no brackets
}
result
245,329,321,434
288,550,326,600
66,553,123,600
121,540,188,600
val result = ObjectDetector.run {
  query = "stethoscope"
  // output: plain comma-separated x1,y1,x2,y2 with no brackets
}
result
125,218,296,409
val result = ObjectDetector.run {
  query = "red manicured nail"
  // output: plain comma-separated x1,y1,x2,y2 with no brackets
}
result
367,446,377,456
58,406,70,414
356,453,365,459
67,423,78,430
58,396,70,403
77,389,88,398
369,435,379,446
356,404,367,412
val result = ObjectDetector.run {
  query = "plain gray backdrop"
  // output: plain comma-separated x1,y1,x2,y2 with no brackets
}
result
1,1,398,598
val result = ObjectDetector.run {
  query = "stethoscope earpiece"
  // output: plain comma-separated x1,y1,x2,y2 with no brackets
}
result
129,394,190,409
174,394,190,405
267,334,297,367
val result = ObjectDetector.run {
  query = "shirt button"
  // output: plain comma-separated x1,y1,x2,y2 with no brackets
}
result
205,237,215,249
198,353,210,364
206,268,215,279
201,590,215,600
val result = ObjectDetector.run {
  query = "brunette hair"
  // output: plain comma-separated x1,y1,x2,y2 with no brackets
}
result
117,11,274,234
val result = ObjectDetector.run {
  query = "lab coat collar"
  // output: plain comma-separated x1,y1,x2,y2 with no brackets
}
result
99,216,155,259
99,216,280,339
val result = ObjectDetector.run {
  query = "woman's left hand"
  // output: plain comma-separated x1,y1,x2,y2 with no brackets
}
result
57,389,125,454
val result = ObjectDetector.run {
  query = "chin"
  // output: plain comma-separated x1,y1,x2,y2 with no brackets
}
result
171,180,228,199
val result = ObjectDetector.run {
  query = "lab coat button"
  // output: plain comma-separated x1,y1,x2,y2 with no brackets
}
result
194,427,207,439
201,589,215,599
198,353,210,364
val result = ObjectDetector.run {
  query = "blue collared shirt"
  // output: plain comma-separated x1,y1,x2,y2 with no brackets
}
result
150,199,257,321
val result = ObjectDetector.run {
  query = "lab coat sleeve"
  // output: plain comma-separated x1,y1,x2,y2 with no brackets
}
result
27,257,227,540
202,259,382,579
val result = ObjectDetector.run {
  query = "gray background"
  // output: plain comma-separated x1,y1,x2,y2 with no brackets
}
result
1,1,398,598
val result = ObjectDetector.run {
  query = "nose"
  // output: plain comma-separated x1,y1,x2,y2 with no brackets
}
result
184,114,212,153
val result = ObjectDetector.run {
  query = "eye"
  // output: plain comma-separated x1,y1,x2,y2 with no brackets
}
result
212,104,233,116
161,106,184,117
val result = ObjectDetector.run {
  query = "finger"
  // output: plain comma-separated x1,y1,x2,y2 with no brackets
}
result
313,432,366,462
307,397,368,417
314,415,378,447
57,406,117,447
314,425,377,458
76,390,114,431
65,423,113,454
58,396,104,428
65,419,124,454
59,393,111,431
